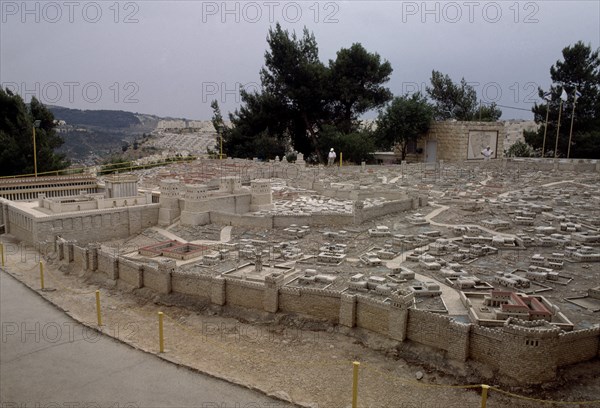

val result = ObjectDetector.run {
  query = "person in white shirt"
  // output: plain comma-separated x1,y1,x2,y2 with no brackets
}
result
481,146,493,161
328,148,337,166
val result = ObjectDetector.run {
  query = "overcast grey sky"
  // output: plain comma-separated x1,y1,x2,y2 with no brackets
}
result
1,1,599,121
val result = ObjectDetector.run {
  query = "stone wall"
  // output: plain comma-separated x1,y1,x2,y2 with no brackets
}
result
355,297,389,335
97,251,118,280
50,239,600,385
225,279,264,310
210,212,274,229
417,121,505,162
118,258,143,288
469,325,504,367
4,203,159,245
358,199,416,223
406,309,454,352
557,328,600,366
274,213,355,228
182,194,251,222
73,244,87,271
504,158,600,173
143,261,173,294
502,120,539,151
171,271,212,300
279,287,341,322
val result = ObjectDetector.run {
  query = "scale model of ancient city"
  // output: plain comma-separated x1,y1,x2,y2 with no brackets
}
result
1,119,599,390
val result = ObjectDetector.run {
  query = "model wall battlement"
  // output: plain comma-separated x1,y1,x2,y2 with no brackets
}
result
296,286,343,298
279,286,301,296
502,324,562,339
155,177,421,229
355,294,391,308
470,323,505,339
51,239,600,385
223,277,265,290
559,326,600,341
172,270,213,280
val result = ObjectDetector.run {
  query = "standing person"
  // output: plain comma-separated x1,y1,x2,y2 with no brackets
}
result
481,146,493,161
328,148,337,166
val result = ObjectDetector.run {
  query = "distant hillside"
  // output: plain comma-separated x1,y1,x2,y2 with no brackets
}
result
48,106,162,164
49,106,143,128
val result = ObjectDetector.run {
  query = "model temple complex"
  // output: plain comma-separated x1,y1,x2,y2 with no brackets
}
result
1,148,599,386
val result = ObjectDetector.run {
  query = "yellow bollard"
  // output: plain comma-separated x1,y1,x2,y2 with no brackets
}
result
340,152,343,167
0,242,4,268
39,261,44,290
481,384,489,408
95,290,102,326
158,311,164,353
352,361,360,408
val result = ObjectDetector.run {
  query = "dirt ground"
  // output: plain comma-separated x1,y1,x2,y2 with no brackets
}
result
2,246,599,408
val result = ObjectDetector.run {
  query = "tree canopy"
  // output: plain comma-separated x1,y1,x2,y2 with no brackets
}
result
426,70,502,121
220,24,393,162
327,43,393,134
375,93,434,160
525,41,600,158
0,89,69,177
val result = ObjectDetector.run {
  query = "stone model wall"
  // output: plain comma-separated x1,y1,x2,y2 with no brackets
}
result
3,201,159,245
209,212,275,229
225,279,265,310
557,329,600,366
171,271,212,301
118,258,143,288
504,158,600,173
417,121,505,162
54,239,600,385
279,287,341,322
357,198,418,223
184,197,422,229
406,309,470,361
356,297,390,335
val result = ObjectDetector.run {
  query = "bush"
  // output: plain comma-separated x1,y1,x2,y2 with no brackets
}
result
317,126,375,164
506,141,532,157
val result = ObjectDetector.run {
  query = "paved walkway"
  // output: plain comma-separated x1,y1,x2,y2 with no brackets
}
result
151,226,187,242
220,226,233,243
153,226,233,245
0,270,290,408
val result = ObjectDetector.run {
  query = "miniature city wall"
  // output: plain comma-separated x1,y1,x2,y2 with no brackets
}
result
53,238,600,385
208,197,423,228
1,197,159,245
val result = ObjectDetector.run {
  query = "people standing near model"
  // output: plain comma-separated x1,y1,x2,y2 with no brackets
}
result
328,148,337,166
481,146,493,161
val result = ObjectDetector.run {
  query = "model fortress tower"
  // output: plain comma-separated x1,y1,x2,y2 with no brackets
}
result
158,177,274,226
104,174,139,198
158,179,181,226
180,184,210,225
250,179,274,212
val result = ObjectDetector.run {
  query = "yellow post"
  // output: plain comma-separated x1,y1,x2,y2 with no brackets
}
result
340,152,343,167
0,242,4,268
480,384,489,408
39,261,44,290
158,311,164,353
352,361,360,408
95,290,102,326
